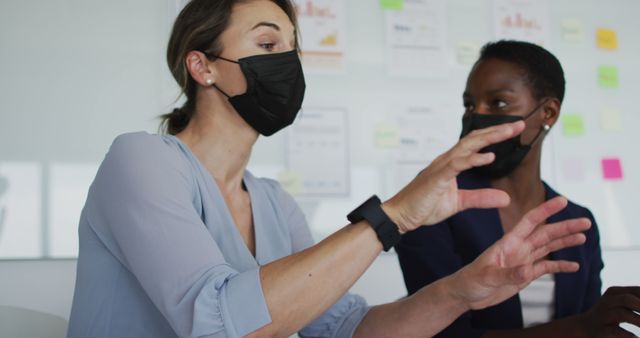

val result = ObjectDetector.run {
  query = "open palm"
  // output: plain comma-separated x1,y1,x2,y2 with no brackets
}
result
449,196,591,310
384,121,525,232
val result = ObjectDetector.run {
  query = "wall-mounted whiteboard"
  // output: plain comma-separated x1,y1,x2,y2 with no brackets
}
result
0,0,638,258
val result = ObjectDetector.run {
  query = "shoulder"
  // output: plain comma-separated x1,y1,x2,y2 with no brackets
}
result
93,132,194,196
108,132,183,163
544,183,601,250
105,132,188,170
544,182,596,222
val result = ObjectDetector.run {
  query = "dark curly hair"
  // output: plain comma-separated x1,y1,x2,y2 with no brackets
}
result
476,40,566,103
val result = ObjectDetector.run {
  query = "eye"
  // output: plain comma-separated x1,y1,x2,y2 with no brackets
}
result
258,42,276,51
463,102,475,113
492,99,508,109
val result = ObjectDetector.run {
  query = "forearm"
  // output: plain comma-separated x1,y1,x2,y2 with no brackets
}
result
354,275,469,338
482,315,584,338
248,221,383,338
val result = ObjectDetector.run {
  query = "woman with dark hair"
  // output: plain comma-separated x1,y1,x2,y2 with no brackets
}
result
396,40,640,338
67,3,593,338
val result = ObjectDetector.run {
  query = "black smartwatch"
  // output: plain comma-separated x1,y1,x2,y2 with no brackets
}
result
347,195,401,251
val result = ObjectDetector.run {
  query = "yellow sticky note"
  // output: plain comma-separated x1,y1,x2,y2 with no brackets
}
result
277,171,304,195
380,0,403,10
374,123,400,148
596,28,618,50
598,65,619,88
561,19,584,42
600,109,623,132
562,114,585,137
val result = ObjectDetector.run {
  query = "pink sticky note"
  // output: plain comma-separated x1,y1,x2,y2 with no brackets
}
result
601,158,623,180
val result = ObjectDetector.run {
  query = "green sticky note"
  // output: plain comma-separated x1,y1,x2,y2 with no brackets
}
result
562,114,585,137
380,0,403,10
598,65,619,88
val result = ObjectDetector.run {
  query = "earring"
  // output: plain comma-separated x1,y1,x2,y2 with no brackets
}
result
543,124,551,131
205,78,213,85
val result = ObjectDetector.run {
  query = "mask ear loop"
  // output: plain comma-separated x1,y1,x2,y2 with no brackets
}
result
200,51,238,98
522,98,552,146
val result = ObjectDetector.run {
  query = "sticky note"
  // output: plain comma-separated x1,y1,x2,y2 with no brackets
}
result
562,19,584,42
562,114,585,137
601,158,623,180
598,65,619,88
374,123,400,148
380,0,403,10
278,171,304,195
596,28,618,50
600,109,623,132
456,42,479,65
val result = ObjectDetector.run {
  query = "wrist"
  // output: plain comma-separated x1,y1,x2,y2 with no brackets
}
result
380,201,410,234
441,272,472,314
348,196,402,251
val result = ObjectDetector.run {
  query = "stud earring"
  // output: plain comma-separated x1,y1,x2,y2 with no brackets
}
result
205,78,213,85
543,124,551,131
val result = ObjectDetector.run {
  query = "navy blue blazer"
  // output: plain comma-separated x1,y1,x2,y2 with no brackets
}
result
396,170,604,338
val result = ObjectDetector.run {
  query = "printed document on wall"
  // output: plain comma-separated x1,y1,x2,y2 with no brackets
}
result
385,0,448,78
293,0,347,74
284,107,349,196
493,0,551,47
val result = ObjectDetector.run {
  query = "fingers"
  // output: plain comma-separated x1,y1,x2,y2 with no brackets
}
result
436,121,525,180
527,218,591,253
605,286,640,299
510,197,569,238
441,152,495,181
613,305,640,328
458,188,511,211
531,233,587,261
531,260,580,280
458,121,525,154
605,326,638,338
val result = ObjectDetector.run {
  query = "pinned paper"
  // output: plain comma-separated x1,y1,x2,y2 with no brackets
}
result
598,65,619,88
277,171,304,195
561,19,584,42
561,114,585,137
456,42,480,65
374,123,400,148
600,109,623,132
601,158,623,180
380,0,403,10
596,28,618,50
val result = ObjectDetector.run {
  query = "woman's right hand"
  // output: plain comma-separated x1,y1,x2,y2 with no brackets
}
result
382,120,525,233
576,286,640,337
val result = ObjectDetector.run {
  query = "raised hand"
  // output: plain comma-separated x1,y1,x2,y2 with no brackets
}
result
383,121,525,233
447,196,592,310
576,286,640,338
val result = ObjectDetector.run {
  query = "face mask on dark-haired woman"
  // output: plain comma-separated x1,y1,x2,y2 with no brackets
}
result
207,50,306,136
459,100,549,178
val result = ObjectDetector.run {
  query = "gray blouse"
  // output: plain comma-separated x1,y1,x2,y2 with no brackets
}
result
67,132,369,338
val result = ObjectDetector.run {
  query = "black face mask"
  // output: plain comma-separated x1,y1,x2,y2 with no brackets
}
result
209,50,306,136
459,100,548,179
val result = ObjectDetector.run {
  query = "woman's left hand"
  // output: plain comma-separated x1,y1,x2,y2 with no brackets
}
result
448,196,591,310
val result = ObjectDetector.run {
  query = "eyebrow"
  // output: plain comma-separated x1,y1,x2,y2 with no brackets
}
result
251,22,281,31
250,21,298,48
463,88,515,98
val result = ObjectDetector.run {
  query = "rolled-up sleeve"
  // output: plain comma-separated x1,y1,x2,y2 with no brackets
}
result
86,133,271,338
271,181,371,337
